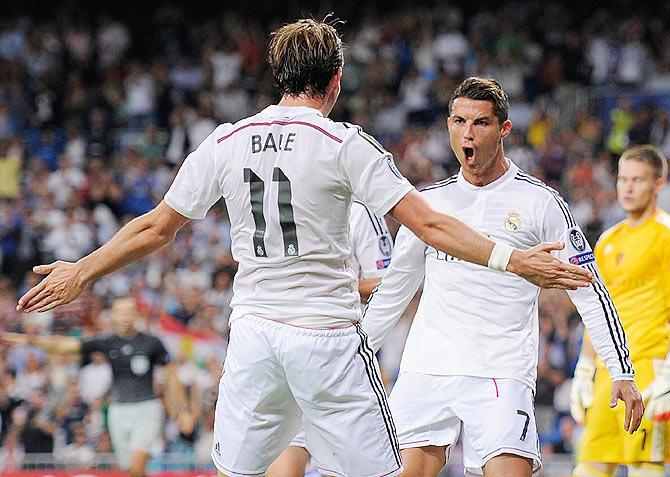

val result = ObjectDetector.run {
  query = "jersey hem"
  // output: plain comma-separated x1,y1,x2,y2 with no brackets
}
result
230,303,361,325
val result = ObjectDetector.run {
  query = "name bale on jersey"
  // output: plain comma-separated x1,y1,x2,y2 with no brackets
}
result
252,132,297,153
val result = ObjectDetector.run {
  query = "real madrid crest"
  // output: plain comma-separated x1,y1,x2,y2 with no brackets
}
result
503,212,522,232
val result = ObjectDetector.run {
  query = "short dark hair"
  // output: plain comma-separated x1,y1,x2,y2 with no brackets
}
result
268,17,344,98
449,77,509,125
620,145,668,179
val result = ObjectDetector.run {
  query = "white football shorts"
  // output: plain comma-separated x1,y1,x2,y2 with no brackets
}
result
211,314,402,477
389,372,541,474
108,398,164,469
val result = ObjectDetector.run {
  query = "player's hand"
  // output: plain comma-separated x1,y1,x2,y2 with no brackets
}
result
610,379,644,433
16,261,86,313
507,242,594,290
642,358,670,422
570,357,595,425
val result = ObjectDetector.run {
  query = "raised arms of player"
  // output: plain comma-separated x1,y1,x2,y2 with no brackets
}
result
361,226,427,352
542,197,643,432
16,128,229,313
16,201,190,313
338,130,593,291
390,190,592,290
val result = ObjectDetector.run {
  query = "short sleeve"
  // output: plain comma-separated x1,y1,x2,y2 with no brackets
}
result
338,126,413,216
164,127,224,219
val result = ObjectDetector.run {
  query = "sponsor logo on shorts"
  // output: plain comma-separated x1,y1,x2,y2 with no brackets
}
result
569,251,595,266
214,442,221,456
376,257,392,269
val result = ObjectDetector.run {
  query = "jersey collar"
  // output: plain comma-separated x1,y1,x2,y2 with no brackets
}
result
456,158,518,192
261,105,324,119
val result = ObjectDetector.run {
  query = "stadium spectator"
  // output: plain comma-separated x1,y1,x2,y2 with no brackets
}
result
59,422,96,468
1,2,670,472
2,297,185,476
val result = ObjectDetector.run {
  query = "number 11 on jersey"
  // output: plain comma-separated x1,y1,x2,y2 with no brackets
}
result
244,167,299,258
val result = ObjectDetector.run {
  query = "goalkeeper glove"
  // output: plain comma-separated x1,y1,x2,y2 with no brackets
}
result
643,356,670,422
570,356,596,425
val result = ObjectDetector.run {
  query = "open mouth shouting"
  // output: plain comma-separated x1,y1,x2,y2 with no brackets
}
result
462,146,476,164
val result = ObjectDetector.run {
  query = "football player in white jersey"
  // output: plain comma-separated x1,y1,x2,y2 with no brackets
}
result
267,201,394,476
362,77,644,477
16,20,594,477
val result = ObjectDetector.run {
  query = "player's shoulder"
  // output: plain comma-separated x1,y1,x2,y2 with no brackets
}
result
419,174,459,196
510,169,564,201
653,209,670,235
336,121,388,153
211,116,255,145
85,332,115,346
596,220,625,246
139,331,162,343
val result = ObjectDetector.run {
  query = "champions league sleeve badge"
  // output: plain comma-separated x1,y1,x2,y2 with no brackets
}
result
569,229,586,251
567,228,594,266
378,235,392,257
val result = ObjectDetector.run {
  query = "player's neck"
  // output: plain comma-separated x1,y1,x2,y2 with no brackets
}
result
626,204,657,227
463,155,509,187
278,95,328,116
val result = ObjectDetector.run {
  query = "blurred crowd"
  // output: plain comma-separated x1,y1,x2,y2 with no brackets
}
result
2,1,670,471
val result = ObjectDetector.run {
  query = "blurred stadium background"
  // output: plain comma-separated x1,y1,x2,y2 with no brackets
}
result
1,0,670,475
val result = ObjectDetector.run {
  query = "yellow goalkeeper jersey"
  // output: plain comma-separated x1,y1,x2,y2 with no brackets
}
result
594,209,670,363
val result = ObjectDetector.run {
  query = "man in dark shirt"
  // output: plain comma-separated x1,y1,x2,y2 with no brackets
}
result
18,390,55,455
3,297,183,477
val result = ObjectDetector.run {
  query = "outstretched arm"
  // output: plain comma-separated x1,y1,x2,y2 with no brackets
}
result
389,190,593,290
17,201,190,313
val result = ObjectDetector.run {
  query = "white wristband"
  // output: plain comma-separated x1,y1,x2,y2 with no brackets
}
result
488,242,515,272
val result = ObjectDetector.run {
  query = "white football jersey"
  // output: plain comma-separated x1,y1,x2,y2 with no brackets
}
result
165,105,412,326
349,201,393,281
363,160,633,389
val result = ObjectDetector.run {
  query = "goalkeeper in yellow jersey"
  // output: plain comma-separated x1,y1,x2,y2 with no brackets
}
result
572,145,670,477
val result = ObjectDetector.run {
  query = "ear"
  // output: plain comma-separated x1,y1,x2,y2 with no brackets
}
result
329,67,342,89
655,175,667,195
500,119,513,139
